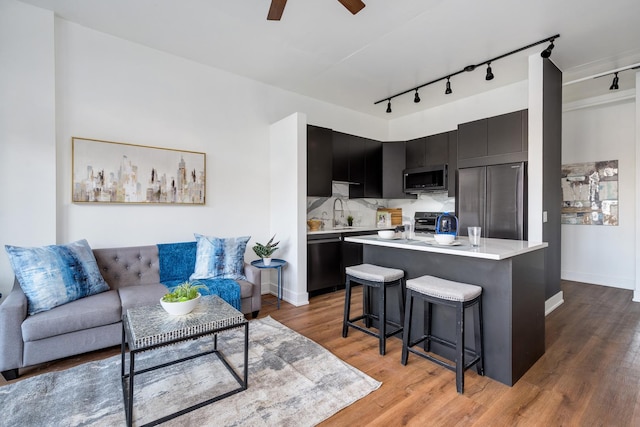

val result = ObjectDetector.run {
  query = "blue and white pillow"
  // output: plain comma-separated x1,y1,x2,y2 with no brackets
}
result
5,239,110,315
190,234,250,281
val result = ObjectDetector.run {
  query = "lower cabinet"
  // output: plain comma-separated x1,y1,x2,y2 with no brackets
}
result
307,232,365,296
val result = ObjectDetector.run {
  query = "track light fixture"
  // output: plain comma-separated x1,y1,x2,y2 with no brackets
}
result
609,72,619,90
485,62,494,81
374,34,559,113
540,39,555,58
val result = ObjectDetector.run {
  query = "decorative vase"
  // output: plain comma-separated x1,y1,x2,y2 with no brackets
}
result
160,294,200,315
263,257,272,266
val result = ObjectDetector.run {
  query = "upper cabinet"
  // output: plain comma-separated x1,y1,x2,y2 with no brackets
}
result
332,131,381,199
307,125,333,197
457,110,528,168
405,130,457,196
382,142,416,199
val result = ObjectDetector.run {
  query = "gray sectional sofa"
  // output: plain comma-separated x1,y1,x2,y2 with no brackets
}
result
0,244,261,381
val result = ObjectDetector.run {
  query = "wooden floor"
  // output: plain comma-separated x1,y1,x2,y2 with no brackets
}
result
3,280,640,426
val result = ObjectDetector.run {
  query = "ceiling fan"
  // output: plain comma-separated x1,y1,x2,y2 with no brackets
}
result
267,0,366,21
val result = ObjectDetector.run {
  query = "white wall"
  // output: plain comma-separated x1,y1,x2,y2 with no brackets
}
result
562,96,636,290
388,81,528,141
0,8,388,301
0,0,56,298
270,113,308,306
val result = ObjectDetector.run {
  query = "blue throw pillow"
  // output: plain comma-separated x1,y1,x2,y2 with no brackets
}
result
190,234,250,281
5,239,110,315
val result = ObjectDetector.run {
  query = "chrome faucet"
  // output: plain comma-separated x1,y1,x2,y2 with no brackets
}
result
332,198,344,227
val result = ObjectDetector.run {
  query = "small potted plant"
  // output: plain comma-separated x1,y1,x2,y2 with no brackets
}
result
160,281,207,315
347,215,354,227
252,234,279,266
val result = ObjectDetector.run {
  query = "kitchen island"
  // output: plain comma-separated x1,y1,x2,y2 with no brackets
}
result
343,234,548,386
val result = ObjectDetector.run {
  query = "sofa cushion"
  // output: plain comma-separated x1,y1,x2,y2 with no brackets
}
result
190,235,250,281
22,289,121,342
5,239,110,315
118,283,169,313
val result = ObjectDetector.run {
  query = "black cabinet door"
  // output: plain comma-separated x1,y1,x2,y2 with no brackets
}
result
448,130,458,197
307,125,333,197
332,131,350,182
405,138,427,169
425,132,449,165
307,238,343,292
457,119,488,160
363,139,382,198
382,141,415,199
488,110,525,156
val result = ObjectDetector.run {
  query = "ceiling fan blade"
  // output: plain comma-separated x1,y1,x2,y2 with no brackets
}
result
338,0,366,15
267,0,287,21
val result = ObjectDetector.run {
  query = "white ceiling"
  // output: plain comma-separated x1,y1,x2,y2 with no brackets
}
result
20,0,640,118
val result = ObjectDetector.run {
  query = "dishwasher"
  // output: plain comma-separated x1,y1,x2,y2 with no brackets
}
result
307,233,343,294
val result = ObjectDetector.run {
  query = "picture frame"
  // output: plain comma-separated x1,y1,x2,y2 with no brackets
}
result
72,137,206,205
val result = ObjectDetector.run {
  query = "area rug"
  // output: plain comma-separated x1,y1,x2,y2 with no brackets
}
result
0,316,381,426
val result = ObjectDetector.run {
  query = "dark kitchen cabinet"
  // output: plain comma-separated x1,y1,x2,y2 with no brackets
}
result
307,125,333,197
382,141,416,199
405,137,427,169
332,131,381,199
425,132,449,165
487,110,528,155
447,130,458,197
457,110,528,168
332,131,350,182
458,119,488,160
307,234,342,294
363,139,382,198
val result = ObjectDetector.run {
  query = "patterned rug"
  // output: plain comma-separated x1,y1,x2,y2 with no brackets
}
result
0,316,380,426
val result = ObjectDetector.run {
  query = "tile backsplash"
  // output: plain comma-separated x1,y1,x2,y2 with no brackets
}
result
307,182,455,230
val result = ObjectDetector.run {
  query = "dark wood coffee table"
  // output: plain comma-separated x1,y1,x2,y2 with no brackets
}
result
121,295,248,427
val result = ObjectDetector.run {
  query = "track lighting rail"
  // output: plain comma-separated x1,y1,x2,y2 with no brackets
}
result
374,34,560,112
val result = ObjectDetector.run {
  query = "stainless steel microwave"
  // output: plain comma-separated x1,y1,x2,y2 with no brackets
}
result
403,164,448,193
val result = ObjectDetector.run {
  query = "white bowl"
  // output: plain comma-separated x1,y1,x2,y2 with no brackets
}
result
378,230,396,239
434,234,455,245
160,294,200,315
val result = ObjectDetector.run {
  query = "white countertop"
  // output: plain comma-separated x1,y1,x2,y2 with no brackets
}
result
343,234,548,260
307,226,392,236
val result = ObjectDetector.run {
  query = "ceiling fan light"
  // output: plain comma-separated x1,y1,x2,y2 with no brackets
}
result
485,63,494,81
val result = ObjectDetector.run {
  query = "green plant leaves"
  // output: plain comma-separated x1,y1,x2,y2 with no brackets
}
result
252,234,279,258
161,281,206,302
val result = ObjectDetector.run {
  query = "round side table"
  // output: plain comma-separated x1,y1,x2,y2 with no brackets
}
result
251,259,287,309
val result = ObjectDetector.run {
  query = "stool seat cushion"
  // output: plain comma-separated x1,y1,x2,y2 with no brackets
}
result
346,264,404,282
406,275,482,302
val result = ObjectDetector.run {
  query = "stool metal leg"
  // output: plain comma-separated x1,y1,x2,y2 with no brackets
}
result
474,298,485,376
455,302,465,394
424,301,432,352
342,277,352,338
379,283,386,355
401,289,413,365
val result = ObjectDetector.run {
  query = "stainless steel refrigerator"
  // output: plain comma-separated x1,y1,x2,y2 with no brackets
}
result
456,162,527,240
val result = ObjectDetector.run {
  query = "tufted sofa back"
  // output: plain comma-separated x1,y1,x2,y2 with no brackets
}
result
92,245,160,290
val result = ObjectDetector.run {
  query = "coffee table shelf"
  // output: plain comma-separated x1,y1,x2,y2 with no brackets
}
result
121,295,248,427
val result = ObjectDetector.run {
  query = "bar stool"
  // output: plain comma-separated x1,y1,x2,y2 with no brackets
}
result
342,263,405,355
401,275,484,394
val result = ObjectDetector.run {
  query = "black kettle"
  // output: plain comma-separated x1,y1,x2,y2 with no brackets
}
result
436,212,458,236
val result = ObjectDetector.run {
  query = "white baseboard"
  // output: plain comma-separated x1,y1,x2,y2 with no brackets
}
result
561,270,635,290
262,280,309,307
545,291,564,316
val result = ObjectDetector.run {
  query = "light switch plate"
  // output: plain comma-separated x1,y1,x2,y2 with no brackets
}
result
543,211,548,222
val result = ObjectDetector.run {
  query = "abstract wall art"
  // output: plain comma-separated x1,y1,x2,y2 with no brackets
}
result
72,137,206,205
561,160,618,225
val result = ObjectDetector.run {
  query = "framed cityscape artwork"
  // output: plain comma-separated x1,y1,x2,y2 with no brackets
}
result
72,137,206,205
561,160,618,225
